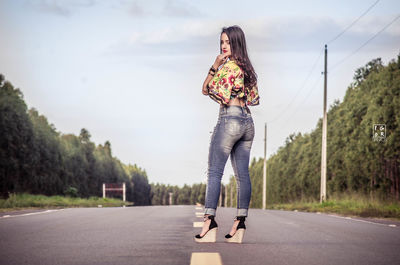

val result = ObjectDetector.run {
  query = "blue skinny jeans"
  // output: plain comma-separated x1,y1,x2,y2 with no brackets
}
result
204,104,255,217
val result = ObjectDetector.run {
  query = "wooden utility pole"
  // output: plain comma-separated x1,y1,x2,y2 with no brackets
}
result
219,183,222,207
263,123,267,210
169,192,173,205
224,184,228,207
320,44,328,203
123,182,126,202
230,181,233,207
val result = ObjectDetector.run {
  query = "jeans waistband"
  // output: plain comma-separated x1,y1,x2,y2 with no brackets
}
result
219,104,251,117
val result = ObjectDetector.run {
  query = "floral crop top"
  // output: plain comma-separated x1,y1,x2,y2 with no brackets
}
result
207,59,260,106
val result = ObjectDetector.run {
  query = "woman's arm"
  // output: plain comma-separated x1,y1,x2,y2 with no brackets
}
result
202,53,230,95
202,63,219,95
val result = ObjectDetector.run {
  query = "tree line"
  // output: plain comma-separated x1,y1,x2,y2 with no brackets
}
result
0,74,150,205
237,54,400,207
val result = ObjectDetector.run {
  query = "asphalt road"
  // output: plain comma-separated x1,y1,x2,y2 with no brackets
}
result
1,205,400,265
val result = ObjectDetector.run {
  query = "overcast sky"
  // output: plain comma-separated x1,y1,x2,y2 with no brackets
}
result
1,0,399,187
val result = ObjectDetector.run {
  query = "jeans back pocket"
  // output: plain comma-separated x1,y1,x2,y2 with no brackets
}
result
224,116,243,136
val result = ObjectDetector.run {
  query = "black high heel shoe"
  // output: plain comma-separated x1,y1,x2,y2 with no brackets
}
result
194,215,218,243
225,216,246,243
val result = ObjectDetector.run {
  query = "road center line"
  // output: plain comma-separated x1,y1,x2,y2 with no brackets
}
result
193,222,203,227
190,252,223,265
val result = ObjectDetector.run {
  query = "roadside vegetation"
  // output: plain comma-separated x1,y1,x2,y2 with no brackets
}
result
0,193,132,212
267,192,400,220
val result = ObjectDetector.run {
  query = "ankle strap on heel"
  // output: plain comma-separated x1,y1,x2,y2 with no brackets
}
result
203,215,215,222
235,216,246,222
235,216,246,229
203,215,218,229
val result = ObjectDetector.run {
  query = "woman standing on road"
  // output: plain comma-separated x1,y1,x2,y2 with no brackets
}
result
194,25,260,243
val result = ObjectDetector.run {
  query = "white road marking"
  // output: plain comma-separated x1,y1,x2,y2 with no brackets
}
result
0,209,64,219
326,213,398,227
193,222,203,227
190,252,223,265
282,221,300,227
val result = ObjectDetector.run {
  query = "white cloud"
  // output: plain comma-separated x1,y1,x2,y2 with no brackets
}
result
128,1,144,17
26,0,96,17
112,15,400,56
162,0,202,17
128,20,220,44
126,0,203,18
346,15,400,36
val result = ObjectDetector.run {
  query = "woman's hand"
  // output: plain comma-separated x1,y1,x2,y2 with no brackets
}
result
202,86,209,95
213,52,231,69
202,52,231,96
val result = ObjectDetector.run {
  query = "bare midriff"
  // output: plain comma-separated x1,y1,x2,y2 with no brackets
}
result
228,97,246,107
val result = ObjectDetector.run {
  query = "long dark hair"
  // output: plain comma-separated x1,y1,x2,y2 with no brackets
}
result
220,25,257,89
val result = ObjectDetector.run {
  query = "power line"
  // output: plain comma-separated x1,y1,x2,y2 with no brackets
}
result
276,74,323,133
268,48,324,124
267,1,380,124
276,0,382,126
266,1,394,139
330,13,400,72
327,0,381,45
272,12,399,139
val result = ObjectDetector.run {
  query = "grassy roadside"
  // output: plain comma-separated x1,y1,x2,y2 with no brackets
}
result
2,192,399,221
0,193,133,213
267,192,400,221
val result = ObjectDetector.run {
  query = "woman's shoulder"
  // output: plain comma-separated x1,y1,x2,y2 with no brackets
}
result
226,59,239,66
223,59,242,73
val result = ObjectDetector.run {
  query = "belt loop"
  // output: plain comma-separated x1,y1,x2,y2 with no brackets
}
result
242,104,248,115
